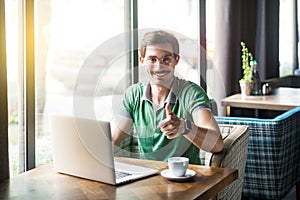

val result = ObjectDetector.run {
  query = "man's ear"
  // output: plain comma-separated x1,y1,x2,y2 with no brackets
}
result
139,56,145,64
174,55,180,65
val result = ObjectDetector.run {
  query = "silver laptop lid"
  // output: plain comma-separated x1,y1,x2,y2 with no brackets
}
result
50,114,117,185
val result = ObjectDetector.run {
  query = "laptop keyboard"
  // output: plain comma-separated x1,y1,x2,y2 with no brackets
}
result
115,170,132,179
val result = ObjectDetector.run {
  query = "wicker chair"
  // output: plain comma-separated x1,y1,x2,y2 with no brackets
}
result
201,124,249,200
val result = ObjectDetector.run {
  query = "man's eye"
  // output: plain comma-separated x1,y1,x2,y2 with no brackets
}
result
151,58,157,62
163,56,172,63
146,58,158,63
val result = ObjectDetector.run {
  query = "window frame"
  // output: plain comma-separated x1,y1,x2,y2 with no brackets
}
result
0,0,9,181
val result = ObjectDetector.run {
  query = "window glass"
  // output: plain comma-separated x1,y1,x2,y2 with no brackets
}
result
5,0,23,176
35,0,125,167
6,0,126,176
279,0,299,76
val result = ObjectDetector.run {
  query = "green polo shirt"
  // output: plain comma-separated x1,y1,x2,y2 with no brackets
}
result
121,77,210,164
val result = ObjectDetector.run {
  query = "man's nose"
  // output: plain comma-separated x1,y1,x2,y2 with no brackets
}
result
153,61,164,69
157,58,165,64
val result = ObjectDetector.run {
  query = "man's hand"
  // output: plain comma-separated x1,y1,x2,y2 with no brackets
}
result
159,103,185,139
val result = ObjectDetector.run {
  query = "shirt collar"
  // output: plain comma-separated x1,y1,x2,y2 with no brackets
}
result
141,77,179,104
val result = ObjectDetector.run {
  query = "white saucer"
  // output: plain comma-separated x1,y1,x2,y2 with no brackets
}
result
160,169,196,181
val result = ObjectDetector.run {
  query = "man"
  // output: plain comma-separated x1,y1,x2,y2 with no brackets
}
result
112,30,223,164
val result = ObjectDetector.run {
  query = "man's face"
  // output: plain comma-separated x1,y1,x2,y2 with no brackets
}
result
140,43,179,87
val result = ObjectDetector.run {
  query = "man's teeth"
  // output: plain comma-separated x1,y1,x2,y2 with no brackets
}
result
154,71,168,75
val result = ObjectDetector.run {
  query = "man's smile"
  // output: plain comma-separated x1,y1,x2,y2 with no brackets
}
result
151,69,171,78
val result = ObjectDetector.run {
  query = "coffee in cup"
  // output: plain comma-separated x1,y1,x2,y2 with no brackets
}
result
168,157,189,177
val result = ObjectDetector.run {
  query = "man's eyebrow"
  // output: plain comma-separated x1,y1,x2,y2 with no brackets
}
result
147,53,173,58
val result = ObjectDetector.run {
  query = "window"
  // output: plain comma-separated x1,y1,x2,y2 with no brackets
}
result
5,0,23,176
36,0,127,167
279,0,299,76
6,0,126,176
6,0,208,176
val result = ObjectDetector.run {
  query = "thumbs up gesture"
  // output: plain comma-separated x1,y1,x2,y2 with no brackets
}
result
160,103,184,139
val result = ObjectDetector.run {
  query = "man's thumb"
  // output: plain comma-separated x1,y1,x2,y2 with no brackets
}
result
165,102,172,116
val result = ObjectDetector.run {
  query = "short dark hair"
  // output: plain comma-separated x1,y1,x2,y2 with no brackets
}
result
139,30,179,58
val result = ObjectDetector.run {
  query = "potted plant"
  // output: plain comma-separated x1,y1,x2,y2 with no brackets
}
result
239,41,254,96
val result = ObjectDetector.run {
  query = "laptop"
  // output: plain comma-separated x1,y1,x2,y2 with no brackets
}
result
49,114,158,185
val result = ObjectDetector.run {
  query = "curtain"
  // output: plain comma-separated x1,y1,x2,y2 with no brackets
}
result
212,0,279,116
255,0,280,79
0,0,10,181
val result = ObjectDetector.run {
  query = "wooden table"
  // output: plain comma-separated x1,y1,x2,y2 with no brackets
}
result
221,87,300,116
0,157,238,200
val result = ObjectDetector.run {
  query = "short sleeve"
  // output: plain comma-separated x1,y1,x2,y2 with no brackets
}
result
180,81,210,114
120,83,144,119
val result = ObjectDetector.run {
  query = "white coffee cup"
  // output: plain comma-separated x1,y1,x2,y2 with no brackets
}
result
168,157,189,177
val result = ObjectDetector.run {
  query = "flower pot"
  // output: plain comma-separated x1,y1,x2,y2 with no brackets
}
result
239,81,252,96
